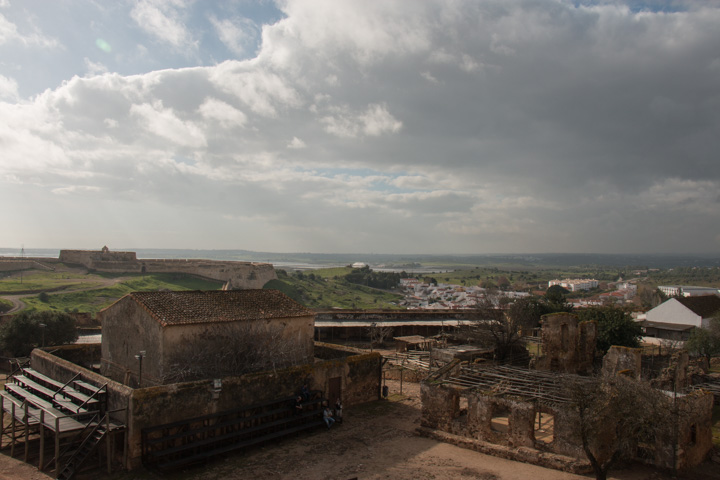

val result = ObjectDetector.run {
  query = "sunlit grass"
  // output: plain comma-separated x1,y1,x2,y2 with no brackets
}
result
20,273,223,315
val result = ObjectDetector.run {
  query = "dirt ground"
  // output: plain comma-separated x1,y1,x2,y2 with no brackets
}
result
1,379,718,480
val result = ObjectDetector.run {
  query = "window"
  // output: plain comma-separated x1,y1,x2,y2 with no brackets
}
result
490,406,510,434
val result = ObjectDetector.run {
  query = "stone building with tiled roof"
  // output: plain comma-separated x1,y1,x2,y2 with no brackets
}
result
99,290,315,386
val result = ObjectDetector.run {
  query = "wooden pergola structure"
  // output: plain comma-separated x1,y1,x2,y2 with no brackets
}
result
439,364,594,404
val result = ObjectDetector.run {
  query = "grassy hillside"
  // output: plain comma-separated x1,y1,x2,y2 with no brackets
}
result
0,271,105,293
265,269,403,309
19,273,223,315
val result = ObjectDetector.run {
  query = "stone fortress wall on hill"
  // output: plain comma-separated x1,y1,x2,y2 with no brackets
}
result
58,247,276,289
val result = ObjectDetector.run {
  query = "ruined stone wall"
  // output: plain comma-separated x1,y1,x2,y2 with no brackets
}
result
33,345,380,470
674,391,714,470
58,249,277,289
602,346,642,379
421,383,583,457
60,249,137,266
141,259,277,289
535,313,596,374
127,348,379,468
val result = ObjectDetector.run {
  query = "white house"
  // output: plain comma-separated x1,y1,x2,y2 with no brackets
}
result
642,295,720,342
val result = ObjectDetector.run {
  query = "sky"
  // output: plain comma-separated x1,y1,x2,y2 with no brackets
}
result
1,0,719,255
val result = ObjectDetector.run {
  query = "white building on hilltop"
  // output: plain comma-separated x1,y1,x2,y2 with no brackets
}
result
657,285,720,297
548,278,598,292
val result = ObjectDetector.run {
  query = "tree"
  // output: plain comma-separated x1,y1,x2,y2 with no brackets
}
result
685,312,720,361
577,306,641,354
507,297,554,330
570,375,674,480
367,323,393,350
636,284,665,309
470,295,533,362
496,276,511,290
0,311,78,357
544,285,573,312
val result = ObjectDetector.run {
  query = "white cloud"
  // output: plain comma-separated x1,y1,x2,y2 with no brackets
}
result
210,15,258,56
209,62,302,117
84,58,108,76
198,98,247,128
287,137,306,149
0,13,58,47
51,185,101,195
0,74,18,100
130,100,206,148
130,0,195,49
322,103,401,138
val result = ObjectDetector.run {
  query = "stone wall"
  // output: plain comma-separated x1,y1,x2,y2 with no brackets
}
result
99,297,164,386
99,296,315,386
420,369,713,473
58,249,276,289
674,391,714,470
602,346,642,379
535,313,596,375
60,249,137,266
33,344,380,469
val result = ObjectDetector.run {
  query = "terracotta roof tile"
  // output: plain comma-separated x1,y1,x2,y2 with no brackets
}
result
127,290,314,327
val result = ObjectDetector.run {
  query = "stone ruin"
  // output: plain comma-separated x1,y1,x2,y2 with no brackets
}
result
534,312,596,375
419,312,715,474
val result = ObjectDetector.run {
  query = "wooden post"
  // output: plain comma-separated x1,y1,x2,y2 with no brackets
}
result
0,396,4,449
39,410,45,470
106,414,112,474
10,402,16,457
23,404,29,462
123,409,129,469
55,416,60,477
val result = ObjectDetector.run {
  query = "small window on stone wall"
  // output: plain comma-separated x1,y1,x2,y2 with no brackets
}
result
490,406,510,434
534,411,554,444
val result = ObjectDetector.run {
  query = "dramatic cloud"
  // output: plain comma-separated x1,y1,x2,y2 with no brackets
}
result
0,0,719,254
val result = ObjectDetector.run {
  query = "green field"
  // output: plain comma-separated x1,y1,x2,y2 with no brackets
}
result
0,271,105,293
3,259,720,316
266,269,404,309
18,273,223,315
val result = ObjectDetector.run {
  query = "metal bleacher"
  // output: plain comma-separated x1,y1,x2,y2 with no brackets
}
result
0,363,125,479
